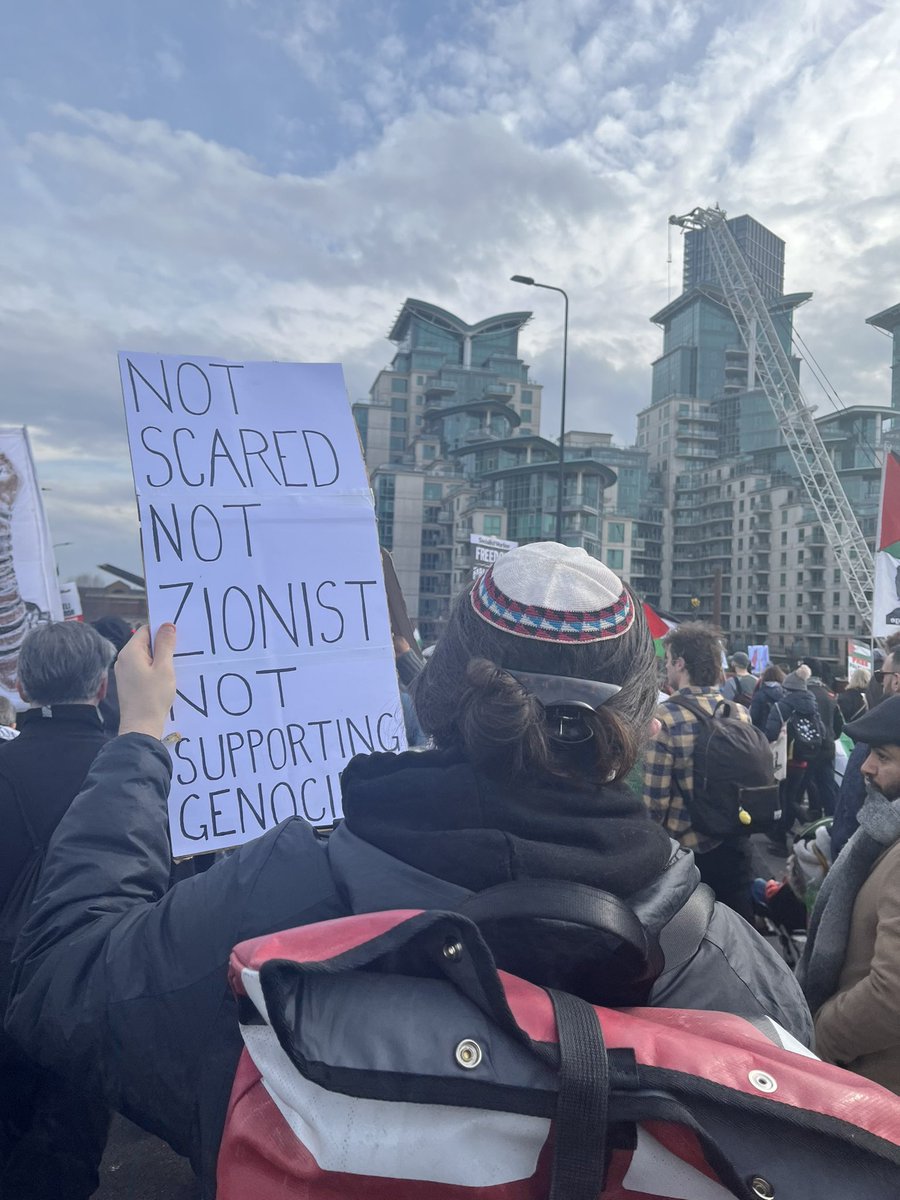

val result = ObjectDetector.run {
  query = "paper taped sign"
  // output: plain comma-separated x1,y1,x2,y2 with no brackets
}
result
120,354,404,856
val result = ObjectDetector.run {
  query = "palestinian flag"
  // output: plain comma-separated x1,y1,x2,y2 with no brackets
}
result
643,602,678,658
873,450,900,636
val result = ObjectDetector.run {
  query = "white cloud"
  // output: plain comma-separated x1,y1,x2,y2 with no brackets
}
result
1,0,900,576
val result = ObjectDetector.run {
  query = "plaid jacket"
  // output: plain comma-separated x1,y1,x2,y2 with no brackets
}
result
642,686,751,853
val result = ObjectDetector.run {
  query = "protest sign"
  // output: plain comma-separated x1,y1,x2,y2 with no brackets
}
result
847,640,872,676
59,581,83,620
470,533,517,580
0,427,62,701
748,645,770,674
119,354,404,857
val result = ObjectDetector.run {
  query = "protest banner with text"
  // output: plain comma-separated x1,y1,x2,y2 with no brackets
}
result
120,355,404,857
0,426,63,701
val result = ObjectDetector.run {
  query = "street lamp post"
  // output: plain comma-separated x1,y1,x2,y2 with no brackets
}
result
511,275,569,543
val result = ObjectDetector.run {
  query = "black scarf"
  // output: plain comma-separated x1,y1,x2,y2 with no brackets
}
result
340,747,672,899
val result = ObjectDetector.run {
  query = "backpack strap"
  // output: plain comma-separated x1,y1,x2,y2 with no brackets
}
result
458,879,651,966
669,694,733,721
547,987,610,1200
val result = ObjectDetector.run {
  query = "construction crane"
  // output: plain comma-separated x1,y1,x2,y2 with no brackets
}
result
669,206,874,630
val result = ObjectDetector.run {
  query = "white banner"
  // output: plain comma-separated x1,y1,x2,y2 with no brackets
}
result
120,354,404,856
0,427,63,701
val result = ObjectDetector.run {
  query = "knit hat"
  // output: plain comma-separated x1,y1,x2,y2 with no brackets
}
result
470,542,634,643
783,664,811,691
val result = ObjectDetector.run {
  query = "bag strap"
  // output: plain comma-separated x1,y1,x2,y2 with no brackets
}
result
547,988,609,1200
668,694,711,722
458,879,650,966
669,694,733,722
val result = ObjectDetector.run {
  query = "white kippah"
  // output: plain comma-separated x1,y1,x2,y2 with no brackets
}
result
470,542,634,643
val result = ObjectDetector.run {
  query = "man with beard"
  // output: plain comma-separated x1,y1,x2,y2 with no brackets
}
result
797,695,900,1094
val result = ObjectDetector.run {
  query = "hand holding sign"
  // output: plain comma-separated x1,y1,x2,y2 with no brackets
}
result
120,355,404,856
117,624,178,741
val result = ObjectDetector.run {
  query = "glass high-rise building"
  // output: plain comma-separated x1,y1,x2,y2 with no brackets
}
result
683,214,785,302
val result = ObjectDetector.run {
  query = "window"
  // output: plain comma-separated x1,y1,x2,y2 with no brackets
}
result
739,519,744,532
798,528,805,541
833,591,840,606
848,613,856,630
782,510,788,524
391,378,408,393
798,550,804,563
780,573,786,586
832,615,841,629
607,522,625,544
389,435,405,450
424,483,442,501
606,549,624,570
781,531,788,545
833,569,841,583
739,499,745,512
483,515,502,536
796,615,803,629
779,616,786,629
521,408,532,421
416,375,425,385
781,553,787,566
779,594,786,608
521,390,532,405
390,416,407,432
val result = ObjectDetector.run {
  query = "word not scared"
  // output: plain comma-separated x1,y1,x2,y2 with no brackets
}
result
138,424,339,490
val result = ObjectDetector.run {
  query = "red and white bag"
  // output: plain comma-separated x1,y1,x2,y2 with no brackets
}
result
220,907,900,1199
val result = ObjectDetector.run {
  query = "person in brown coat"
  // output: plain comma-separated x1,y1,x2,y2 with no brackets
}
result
797,696,900,1093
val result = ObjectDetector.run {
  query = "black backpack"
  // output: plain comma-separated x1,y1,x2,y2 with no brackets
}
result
670,696,780,839
775,702,827,761
728,674,756,708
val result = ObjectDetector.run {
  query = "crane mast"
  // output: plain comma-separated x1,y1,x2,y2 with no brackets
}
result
669,206,874,629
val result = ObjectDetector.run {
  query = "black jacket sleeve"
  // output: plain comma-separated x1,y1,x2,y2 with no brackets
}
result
5,734,345,1183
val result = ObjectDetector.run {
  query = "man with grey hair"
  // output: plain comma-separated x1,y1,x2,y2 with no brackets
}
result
1,621,115,1198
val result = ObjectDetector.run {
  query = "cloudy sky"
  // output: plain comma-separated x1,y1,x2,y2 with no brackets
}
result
2,0,898,581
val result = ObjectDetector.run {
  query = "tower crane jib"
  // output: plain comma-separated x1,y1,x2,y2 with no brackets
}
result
668,206,874,631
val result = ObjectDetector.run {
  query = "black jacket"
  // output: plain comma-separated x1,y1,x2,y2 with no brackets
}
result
0,705,109,910
808,682,843,757
7,736,813,1196
750,681,784,733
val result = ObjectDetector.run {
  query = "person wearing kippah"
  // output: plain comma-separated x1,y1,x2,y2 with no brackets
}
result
8,543,812,1196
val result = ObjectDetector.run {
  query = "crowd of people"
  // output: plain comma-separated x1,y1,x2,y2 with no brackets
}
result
0,544,898,1197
